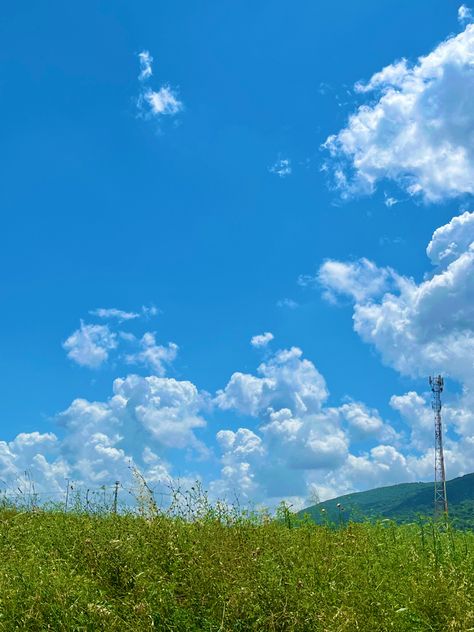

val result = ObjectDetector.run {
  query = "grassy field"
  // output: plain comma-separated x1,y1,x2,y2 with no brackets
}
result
0,497,473,632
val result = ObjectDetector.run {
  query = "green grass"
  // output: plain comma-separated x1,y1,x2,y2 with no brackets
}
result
0,501,473,631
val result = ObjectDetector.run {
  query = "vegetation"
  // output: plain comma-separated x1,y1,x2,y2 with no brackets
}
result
299,473,474,529
0,489,473,630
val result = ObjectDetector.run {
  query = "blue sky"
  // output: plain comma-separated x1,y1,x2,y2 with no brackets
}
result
1,1,474,506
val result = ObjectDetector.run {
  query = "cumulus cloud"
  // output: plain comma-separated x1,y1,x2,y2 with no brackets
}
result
19,209,474,506
426,210,474,266
324,24,474,202
211,344,418,506
317,258,395,303
250,332,274,348
63,321,118,369
0,373,211,494
317,211,474,382
309,210,474,497
339,401,398,443
125,332,178,376
216,346,328,418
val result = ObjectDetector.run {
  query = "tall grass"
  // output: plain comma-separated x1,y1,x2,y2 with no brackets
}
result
0,490,472,631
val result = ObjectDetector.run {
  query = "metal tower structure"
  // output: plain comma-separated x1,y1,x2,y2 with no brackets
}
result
429,375,448,517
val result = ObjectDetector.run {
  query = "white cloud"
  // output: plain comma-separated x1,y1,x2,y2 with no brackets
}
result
339,401,397,442
324,24,474,202
141,305,160,318
458,5,473,24
317,211,474,382
269,159,292,178
125,332,178,376
90,305,159,322
18,209,474,506
140,87,183,118
426,210,474,266
136,51,183,120
317,258,395,303
63,321,117,369
0,373,209,493
276,298,299,309
216,346,329,417
211,344,414,505
384,195,398,208
90,307,140,322
310,211,474,495
138,50,153,82
250,332,274,348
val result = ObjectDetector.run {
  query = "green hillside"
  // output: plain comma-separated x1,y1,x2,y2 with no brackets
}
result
299,473,474,528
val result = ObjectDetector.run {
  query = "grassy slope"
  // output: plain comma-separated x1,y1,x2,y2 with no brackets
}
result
299,473,474,528
0,508,473,631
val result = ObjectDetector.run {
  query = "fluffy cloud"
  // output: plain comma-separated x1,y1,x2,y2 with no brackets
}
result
17,208,474,506
317,258,395,303
250,332,274,348
211,344,413,505
125,332,178,376
63,321,117,369
214,209,474,505
426,210,474,265
316,211,474,382
339,401,398,442
324,24,474,202
58,374,208,472
310,211,474,496
140,87,183,117
0,372,210,495
216,346,328,417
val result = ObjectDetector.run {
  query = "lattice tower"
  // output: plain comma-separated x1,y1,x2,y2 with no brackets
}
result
429,375,448,517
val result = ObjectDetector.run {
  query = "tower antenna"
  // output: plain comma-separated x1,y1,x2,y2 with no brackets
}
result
429,375,448,517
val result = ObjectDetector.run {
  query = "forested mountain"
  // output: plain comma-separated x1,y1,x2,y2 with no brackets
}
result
299,473,474,528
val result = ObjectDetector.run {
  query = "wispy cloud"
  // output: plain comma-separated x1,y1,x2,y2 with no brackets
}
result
136,50,183,121
277,298,299,309
90,308,140,322
269,158,292,178
458,4,473,24
384,194,398,208
138,50,153,82
90,305,159,322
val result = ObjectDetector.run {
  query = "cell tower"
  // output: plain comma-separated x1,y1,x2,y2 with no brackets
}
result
429,375,448,517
